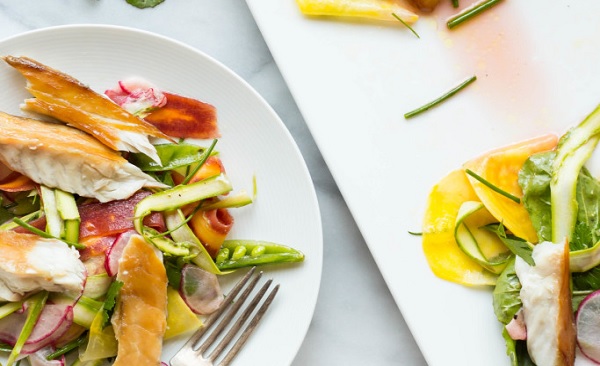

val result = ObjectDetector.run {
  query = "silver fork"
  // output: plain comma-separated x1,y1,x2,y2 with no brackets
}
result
170,267,280,366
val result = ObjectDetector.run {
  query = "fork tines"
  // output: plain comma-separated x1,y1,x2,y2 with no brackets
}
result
171,266,280,366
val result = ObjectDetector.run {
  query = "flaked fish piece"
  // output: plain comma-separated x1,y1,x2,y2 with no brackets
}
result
515,240,576,366
0,231,86,300
111,234,167,366
0,111,165,202
3,55,172,164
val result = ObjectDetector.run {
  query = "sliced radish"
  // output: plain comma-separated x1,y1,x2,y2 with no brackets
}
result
180,264,224,315
105,230,136,276
505,309,527,341
28,346,65,366
105,77,166,116
577,290,600,362
0,300,74,354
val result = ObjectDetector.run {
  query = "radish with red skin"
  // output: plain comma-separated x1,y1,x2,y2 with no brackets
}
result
105,230,136,277
576,290,600,363
180,264,223,315
0,301,75,354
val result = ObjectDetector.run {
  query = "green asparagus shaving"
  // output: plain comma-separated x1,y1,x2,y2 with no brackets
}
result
0,301,24,321
200,191,254,210
404,75,477,119
465,169,521,204
392,13,420,39
40,186,62,238
143,226,192,257
0,210,41,231
163,210,229,274
55,189,80,243
12,217,85,249
7,291,49,366
147,203,203,239
447,0,503,29
181,139,218,185
551,104,600,242
133,173,233,233
46,334,88,360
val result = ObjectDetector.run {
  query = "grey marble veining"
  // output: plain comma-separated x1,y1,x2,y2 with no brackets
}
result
0,1,428,365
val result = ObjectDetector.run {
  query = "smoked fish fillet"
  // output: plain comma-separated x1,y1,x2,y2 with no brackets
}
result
0,231,86,301
0,111,165,202
112,235,167,366
3,55,171,164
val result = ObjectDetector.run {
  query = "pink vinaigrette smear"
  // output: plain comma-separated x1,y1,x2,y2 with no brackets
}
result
431,0,554,128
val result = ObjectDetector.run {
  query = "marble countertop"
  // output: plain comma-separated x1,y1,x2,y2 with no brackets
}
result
0,1,428,365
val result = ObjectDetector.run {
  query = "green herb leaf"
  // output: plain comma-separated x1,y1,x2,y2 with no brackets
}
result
391,13,420,39
492,259,521,324
102,280,123,328
518,151,553,242
126,0,165,9
404,75,476,119
485,223,534,266
466,168,521,204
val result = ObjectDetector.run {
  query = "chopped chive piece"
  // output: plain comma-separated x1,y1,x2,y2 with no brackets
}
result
452,0,459,8
181,139,218,185
465,169,521,204
12,217,85,249
46,334,88,360
408,231,423,236
447,0,502,29
404,75,476,119
392,13,420,39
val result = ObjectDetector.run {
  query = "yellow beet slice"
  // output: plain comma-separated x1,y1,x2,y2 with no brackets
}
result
422,169,497,286
295,0,418,23
164,287,202,340
463,134,558,244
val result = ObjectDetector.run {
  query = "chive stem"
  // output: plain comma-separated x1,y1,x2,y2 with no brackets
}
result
181,139,218,185
452,0,459,8
465,169,521,204
404,75,476,119
391,13,420,39
12,217,85,249
447,0,502,29
46,334,88,360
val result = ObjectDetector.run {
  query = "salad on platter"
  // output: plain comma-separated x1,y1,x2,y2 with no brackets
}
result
0,55,304,365
422,103,600,365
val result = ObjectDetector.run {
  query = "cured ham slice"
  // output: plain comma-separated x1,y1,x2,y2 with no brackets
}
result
0,231,86,300
3,55,171,164
515,241,576,366
111,235,167,366
0,111,165,202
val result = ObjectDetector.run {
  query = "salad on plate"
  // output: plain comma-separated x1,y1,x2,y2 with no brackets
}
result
0,55,304,365
422,103,600,365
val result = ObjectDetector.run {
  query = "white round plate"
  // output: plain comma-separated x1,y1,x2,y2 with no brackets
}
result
0,24,322,366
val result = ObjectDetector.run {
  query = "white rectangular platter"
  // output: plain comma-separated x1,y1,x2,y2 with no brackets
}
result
244,0,600,365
